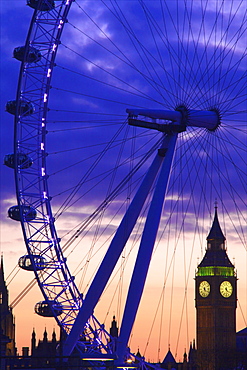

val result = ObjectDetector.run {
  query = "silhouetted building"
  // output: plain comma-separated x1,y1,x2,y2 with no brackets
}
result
188,340,196,369
30,327,58,367
0,255,16,356
108,315,118,353
236,327,247,369
161,347,196,370
109,315,118,338
195,208,237,369
161,348,177,369
161,209,246,370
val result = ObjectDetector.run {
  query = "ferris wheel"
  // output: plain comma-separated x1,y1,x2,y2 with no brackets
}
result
5,0,246,368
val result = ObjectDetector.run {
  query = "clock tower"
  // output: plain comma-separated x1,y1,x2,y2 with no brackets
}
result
195,208,237,369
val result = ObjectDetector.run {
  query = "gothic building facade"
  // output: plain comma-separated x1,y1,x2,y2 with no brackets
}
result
195,208,237,369
161,209,247,370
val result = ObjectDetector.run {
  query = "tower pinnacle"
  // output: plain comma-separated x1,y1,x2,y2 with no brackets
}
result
198,209,234,271
206,207,226,250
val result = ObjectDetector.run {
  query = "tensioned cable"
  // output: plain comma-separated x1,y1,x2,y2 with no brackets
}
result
48,121,125,130
56,60,164,106
162,129,243,352
164,0,218,108
223,110,247,119
216,132,247,244
139,0,200,107
49,132,158,200
116,125,137,324
10,135,161,305
159,0,205,106
159,0,179,105
48,129,155,156
78,124,132,293
220,75,247,115
109,0,172,105
138,0,176,102
67,123,197,300
204,129,247,215
57,0,245,114
171,145,205,356
52,85,156,110
61,2,176,107
6,2,246,358
182,0,204,105
53,119,128,217
57,123,245,292
153,129,206,356
216,1,246,106
143,128,212,356
201,72,247,113
102,193,155,325
187,1,246,109
49,108,125,116
156,180,174,361
172,131,220,354
104,0,186,107
56,137,164,254
75,174,157,298
75,0,172,102
71,172,150,281
220,127,247,185
192,133,247,248
53,129,161,216
188,0,226,107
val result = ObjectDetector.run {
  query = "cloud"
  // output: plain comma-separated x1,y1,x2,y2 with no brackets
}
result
71,96,99,109
0,0,246,361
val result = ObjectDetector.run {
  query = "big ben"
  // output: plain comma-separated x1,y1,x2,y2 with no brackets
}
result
195,208,237,370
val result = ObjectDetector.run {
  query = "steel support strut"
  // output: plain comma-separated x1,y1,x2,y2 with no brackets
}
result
116,133,178,363
63,136,168,357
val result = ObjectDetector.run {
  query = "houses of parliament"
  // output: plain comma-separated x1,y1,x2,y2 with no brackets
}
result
1,209,247,369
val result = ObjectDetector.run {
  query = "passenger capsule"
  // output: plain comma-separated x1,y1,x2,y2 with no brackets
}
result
13,46,42,63
8,205,37,222
18,255,47,271
6,100,35,116
35,300,63,317
4,153,33,169
27,0,55,11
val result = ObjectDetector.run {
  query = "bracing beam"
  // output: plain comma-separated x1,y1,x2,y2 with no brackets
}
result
63,136,168,357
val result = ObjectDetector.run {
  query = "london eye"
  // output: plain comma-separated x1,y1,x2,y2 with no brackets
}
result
4,0,246,368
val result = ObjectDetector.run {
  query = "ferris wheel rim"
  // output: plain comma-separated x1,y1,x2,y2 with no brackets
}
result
10,0,117,356
7,0,246,365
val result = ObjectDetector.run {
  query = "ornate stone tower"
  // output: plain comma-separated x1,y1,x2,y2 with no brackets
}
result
195,208,237,369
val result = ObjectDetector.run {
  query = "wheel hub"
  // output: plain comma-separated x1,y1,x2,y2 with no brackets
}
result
126,106,221,132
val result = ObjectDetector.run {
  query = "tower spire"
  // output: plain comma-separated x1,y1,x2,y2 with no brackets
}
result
198,209,234,269
206,207,226,250
0,255,16,355
0,254,5,285
0,254,8,309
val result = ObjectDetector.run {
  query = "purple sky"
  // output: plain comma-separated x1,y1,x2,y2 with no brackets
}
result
0,0,246,362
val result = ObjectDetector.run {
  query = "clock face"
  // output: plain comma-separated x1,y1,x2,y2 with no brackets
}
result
199,280,210,297
220,281,233,298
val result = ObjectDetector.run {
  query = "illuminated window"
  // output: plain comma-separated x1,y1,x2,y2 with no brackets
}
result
197,266,235,277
